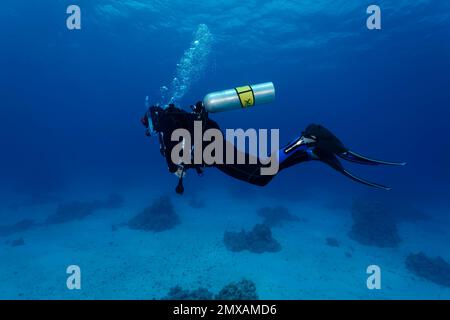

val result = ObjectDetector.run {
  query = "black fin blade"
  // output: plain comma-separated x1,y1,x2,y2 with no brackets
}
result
341,169,392,191
320,152,392,191
339,150,407,166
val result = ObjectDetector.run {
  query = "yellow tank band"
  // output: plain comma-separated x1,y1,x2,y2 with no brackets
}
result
235,85,255,108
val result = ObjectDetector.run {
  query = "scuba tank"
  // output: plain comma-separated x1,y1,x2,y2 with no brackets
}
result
203,82,275,113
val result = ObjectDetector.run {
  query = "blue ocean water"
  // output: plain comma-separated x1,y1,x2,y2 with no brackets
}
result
0,0,449,299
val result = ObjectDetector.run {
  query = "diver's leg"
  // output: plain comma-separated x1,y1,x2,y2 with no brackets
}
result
214,123,404,190
199,116,274,186
214,137,317,186
214,142,275,186
215,163,275,186
213,126,330,186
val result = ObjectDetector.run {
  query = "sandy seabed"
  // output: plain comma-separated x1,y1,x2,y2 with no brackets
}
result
1,186,449,300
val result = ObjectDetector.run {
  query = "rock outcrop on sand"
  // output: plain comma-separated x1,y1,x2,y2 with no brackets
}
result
128,196,180,232
215,279,258,300
224,224,281,253
257,206,299,227
46,193,124,224
325,237,340,247
406,252,450,288
162,286,214,300
0,219,36,237
163,279,258,300
348,199,401,248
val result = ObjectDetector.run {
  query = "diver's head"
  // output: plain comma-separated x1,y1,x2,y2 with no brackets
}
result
141,105,164,136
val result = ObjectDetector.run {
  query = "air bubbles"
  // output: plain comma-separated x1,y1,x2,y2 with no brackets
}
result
160,24,213,106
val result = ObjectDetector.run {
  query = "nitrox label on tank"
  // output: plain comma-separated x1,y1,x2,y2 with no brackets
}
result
235,85,255,108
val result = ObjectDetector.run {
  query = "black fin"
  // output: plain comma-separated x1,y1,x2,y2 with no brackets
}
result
319,152,392,191
341,169,392,191
339,150,407,166
303,124,347,154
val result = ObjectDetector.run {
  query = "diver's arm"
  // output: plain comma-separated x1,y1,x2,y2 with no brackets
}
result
163,145,179,174
162,132,197,174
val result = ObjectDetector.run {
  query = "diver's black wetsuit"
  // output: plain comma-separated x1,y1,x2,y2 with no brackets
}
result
143,104,405,192
156,105,280,186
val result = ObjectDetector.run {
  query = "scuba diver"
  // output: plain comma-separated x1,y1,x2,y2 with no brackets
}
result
141,84,406,194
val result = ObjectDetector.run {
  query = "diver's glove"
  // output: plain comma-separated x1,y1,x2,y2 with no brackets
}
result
174,166,186,179
195,166,204,176
174,165,186,195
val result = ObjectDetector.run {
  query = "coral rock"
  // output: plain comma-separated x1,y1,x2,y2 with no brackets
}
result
0,219,36,237
348,199,401,248
326,237,340,247
224,224,281,253
162,286,214,300
129,196,180,232
215,279,259,300
46,193,124,224
10,238,25,247
257,206,299,227
162,279,259,300
406,252,450,288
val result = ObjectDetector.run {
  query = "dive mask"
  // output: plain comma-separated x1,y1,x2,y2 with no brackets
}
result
142,105,164,136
